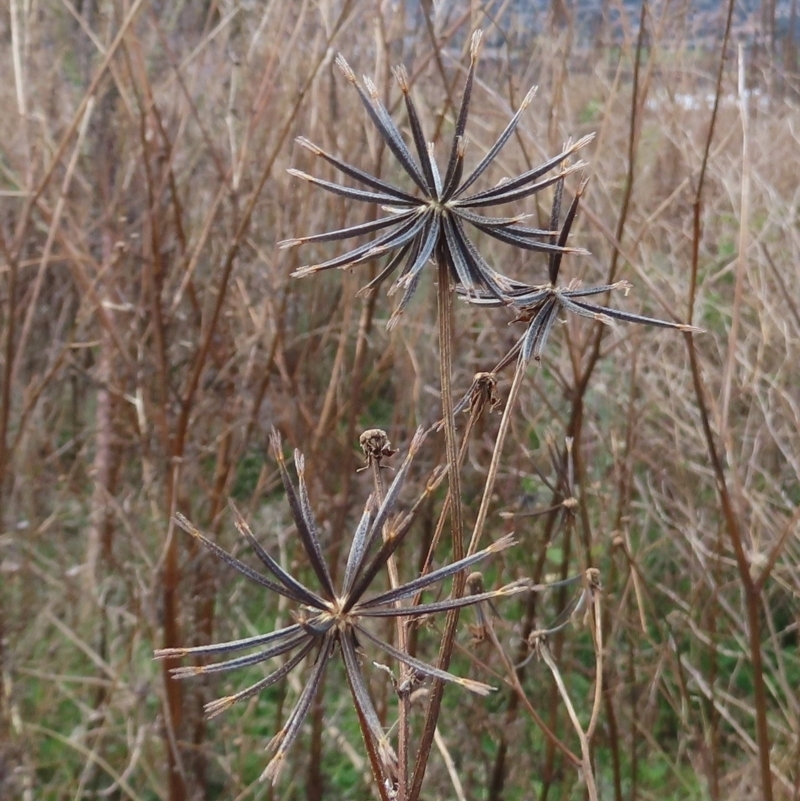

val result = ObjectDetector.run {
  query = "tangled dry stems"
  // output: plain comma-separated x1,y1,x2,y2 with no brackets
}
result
2,4,798,801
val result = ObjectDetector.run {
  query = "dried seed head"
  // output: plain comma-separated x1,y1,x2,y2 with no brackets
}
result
288,31,595,324
585,567,602,591
359,429,396,465
468,372,501,417
467,572,485,594
157,426,517,788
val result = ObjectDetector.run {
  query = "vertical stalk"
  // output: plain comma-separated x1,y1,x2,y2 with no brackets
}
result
365,438,409,797
684,0,773,796
0,235,14,754
0,247,16,520
436,260,465,566
409,257,464,801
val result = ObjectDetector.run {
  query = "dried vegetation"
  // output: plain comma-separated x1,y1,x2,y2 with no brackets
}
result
1,1,799,800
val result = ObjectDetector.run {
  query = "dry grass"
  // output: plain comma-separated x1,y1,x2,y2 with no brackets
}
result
1,1,799,800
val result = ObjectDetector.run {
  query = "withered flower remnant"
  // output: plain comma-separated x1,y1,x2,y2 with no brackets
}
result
154,428,525,784
462,177,702,363
281,31,593,327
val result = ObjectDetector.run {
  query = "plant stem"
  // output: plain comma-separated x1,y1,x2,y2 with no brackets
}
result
539,641,599,801
436,261,465,564
683,0,773,795
409,256,464,801
467,358,527,557
368,452,408,797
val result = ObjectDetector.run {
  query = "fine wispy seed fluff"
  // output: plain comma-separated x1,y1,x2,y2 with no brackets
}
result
281,30,594,328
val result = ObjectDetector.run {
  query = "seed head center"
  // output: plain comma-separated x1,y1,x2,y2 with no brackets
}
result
330,597,352,628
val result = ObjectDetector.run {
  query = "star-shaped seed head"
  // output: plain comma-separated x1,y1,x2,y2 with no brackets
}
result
282,30,594,328
154,427,526,785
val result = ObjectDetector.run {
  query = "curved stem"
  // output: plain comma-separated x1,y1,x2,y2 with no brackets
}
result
467,359,527,557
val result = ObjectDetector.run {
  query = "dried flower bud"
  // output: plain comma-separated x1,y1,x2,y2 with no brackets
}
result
360,429,397,465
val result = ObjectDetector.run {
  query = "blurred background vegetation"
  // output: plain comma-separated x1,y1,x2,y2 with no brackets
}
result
1,0,798,799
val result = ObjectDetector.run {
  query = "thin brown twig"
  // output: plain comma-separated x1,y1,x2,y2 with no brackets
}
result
684,0,775,796
538,639,599,801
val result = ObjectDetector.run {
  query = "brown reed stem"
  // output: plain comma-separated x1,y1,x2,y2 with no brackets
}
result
684,0,774,797
409,255,464,801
